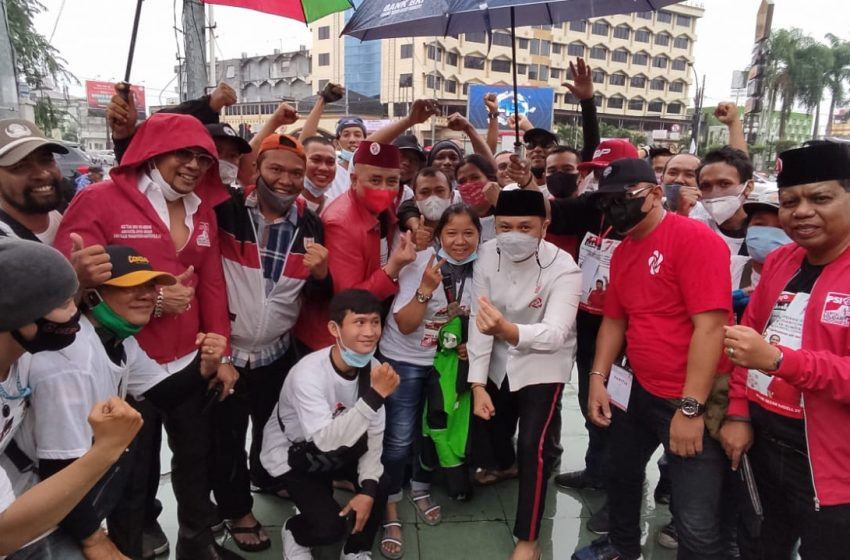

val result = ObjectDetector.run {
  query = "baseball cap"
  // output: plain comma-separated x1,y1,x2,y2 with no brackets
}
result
336,116,366,137
392,134,426,162
594,158,657,195
523,128,558,148
258,133,306,162
205,123,252,154
578,139,639,172
0,118,68,167
102,245,177,288
743,188,780,217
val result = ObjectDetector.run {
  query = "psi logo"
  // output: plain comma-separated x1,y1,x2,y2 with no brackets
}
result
648,250,664,276
821,292,850,327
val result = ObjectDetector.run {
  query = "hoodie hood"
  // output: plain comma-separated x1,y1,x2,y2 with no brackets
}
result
427,140,464,167
111,113,228,207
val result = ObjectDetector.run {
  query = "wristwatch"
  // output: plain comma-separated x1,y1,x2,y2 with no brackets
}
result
679,397,706,418
759,349,784,374
220,356,234,366
415,289,433,304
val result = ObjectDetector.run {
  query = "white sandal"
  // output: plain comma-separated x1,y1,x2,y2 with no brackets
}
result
380,521,404,559
408,492,442,526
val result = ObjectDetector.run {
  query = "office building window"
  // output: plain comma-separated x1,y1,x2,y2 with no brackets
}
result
551,67,561,79
612,48,629,63
636,11,653,20
447,52,458,66
318,53,330,66
591,69,606,83
400,44,413,58
226,65,235,78
594,94,604,108
427,45,442,61
613,25,631,40
445,79,457,93
570,20,587,32
399,73,413,87
650,78,666,91
656,11,672,23
493,32,512,47
628,98,645,111
552,43,562,54
631,75,647,88
491,59,511,73
590,46,607,60
567,42,585,57
609,73,626,86
668,102,684,114
462,82,470,95
425,74,442,90
318,26,330,40
635,29,651,43
518,38,530,49
608,96,625,109
674,36,690,49
677,14,692,27
632,52,649,65
672,58,688,71
653,55,669,69
669,80,685,93
464,55,485,70
648,100,664,112
517,63,528,75
656,32,670,46
592,21,610,36
466,32,486,43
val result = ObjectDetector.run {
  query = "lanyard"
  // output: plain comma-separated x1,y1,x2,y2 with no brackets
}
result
0,370,31,401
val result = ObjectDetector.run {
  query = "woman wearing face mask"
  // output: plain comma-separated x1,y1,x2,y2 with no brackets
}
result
456,155,503,243
377,203,482,558
468,190,581,560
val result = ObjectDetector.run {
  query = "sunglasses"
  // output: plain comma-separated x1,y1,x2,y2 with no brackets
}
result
595,184,657,211
525,140,556,151
172,148,215,170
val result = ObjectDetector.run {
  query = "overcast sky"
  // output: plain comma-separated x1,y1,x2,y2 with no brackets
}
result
35,0,848,112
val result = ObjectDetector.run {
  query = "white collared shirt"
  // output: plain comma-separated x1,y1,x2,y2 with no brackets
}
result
137,172,202,237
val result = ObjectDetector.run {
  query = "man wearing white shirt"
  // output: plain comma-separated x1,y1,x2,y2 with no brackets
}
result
467,189,582,560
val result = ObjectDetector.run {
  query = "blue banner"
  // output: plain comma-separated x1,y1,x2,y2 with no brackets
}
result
466,84,554,132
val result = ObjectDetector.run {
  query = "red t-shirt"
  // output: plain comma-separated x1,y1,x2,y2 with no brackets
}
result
604,213,732,398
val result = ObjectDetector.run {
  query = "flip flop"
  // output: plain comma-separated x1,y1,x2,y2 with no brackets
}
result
408,492,442,526
225,521,272,553
380,521,404,559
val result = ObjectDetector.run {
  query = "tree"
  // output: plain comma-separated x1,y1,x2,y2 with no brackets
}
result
6,0,77,132
763,28,812,142
824,34,850,136
796,42,833,140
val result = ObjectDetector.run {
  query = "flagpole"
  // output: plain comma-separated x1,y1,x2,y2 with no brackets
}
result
510,7,520,152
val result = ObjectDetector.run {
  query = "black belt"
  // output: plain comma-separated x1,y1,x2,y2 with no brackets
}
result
4,439,34,473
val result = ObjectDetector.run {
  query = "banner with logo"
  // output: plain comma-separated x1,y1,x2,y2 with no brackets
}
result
466,84,554,132
85,81,146,119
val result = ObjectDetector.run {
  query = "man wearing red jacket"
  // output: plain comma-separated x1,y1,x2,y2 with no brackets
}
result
294,140,417,352
54,113,241,560
721,141,850,560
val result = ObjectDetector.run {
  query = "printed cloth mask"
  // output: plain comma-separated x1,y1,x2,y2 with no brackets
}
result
11,310,81,353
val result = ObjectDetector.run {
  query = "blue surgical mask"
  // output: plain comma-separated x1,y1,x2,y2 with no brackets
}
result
338,149,354,163
438,247,477,266
746,225,791,264
332,322,375,368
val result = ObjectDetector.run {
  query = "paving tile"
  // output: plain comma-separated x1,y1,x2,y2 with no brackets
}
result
416,520,515,560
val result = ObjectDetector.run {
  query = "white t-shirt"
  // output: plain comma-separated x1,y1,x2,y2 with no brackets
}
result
0,211,61,244
0,357,32,456
324,164,352,206
0,466,14,514
380,248,474,366
13,316,168,462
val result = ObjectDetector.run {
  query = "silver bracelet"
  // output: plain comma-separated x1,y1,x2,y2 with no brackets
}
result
154,288,164,318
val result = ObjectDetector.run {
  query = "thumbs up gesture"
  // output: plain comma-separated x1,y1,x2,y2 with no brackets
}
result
159,266,195,315
413,216,434,251
69,233,112,288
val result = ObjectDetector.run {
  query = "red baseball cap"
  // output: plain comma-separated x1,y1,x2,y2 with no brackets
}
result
578,139,639,172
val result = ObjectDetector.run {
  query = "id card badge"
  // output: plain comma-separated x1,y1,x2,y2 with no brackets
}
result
607,365,633,411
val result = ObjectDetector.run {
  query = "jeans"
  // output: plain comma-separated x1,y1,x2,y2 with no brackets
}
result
380,357,431,503
575,310,609,483
211,349,293,519
607,377,729,560
7,529,85,560
739,418,850,560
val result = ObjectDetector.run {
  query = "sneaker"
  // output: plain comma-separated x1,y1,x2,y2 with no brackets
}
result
656,521,678,549
586,503,610,535
554,469,605,490
282,520,313,560
141,521,169,559
572,537,643,560
340,551,372,560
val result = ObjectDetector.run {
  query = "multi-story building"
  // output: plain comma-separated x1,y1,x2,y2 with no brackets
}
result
312,2,705,144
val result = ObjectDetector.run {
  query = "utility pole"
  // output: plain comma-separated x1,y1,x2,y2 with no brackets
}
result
0,0,20,118
182,0,208,100
207,5,216,87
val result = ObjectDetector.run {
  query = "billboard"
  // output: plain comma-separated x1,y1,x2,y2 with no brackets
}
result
86,81,146,118
466,84,554,132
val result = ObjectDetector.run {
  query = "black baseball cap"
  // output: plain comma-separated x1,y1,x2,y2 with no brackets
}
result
523,128,558,148
205,123,252,154
102,245,177,288
336,116,366,137
393,134,426,162
594,158,658,195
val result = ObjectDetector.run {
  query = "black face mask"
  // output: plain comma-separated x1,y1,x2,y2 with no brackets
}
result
546,172,579,199
603,196,649,235
11,310,82,353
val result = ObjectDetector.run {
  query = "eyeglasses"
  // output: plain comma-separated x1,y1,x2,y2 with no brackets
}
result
525,140,556,151
172,148,215,170
596,184,656,211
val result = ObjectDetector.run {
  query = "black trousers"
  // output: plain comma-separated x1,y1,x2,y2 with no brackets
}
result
108,361,217,557
739,423,850,560
281,466,389,554
575,310,610,483
471,378,563,541
211,349,293,519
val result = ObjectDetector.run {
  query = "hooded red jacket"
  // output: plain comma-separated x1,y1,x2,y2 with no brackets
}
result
728,243,850,507
55,113,231,364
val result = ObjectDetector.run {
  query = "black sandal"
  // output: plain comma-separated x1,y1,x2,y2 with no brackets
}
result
225,521,272,553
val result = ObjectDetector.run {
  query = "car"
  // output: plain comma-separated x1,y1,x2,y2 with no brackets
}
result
54,143,93,180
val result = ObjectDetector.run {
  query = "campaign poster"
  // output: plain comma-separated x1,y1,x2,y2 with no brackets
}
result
86,80,146,119
466,84,554,132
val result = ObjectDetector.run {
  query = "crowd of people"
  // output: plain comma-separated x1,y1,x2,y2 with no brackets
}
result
0,55,848,560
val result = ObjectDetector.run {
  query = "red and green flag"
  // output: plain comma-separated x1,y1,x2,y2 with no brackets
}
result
203,0,354,24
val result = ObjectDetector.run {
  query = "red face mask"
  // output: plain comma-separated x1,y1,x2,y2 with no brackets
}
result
360,187,397,214
458,180,487,206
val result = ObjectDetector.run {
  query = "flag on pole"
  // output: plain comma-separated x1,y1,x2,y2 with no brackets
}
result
203,0,354,24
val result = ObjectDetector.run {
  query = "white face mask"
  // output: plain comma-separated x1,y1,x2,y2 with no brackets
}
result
148,164,185,202
218,160,239,186
417,195,452,222
304,176,331,198
702,185,746,225
338,149,354,163
496,231,540,262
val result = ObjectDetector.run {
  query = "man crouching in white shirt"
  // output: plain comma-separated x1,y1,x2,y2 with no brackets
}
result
468,189,582,560
260,289,399,560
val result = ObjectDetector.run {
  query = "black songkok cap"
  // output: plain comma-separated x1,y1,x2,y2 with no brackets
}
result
494,189,547,218
777,141,850,189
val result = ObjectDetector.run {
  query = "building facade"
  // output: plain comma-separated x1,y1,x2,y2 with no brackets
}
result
312,2,705,143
